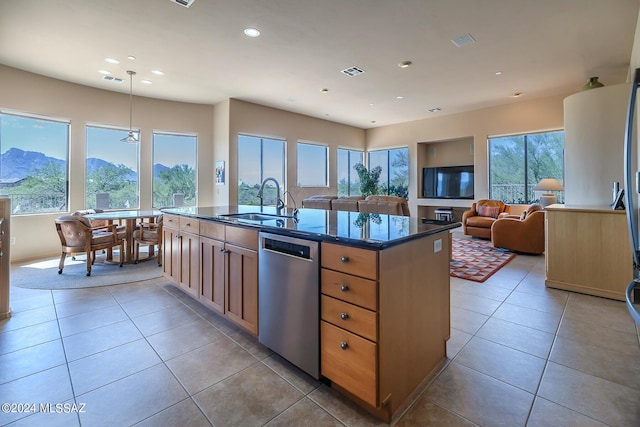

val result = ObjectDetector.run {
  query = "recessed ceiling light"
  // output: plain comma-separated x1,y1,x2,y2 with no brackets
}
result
140,80,152,85
398,61,412,68
127,55,136,61
512,92,523,97
369,103,375,106
428,107,442,113
320,88,329,93
495,71,503,75
105,58,120,64
98,70,111,75
396,96,404,100
244,28,261,37
371,120,376,124
151,70,164,76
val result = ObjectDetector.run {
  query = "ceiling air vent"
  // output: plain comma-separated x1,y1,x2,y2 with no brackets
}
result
451,33,476,47
341,66,365,77
102,75,124,83
169,0,196,8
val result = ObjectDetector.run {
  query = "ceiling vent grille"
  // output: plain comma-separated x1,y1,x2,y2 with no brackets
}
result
451,33,476,47
169,0,196,8
102,75,124,83
341,66,366,77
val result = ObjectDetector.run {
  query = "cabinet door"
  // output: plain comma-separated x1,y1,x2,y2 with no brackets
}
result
162,227,179,283
200,236,226,314
225,243,258,335
179,231,200,296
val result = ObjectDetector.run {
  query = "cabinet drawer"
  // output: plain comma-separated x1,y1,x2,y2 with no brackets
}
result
321,269,377,311
321,295,377,342
225,226,258,251
200,220,225,241
164,214,180,229
321,321,377,407
321,242,377,280
180,217,200,233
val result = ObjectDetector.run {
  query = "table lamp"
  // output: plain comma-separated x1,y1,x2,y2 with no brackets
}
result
534,178,564,208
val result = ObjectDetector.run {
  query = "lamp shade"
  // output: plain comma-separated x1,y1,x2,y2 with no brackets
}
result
534,178,564,192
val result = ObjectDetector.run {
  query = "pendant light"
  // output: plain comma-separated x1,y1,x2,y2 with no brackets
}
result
121,70,139,143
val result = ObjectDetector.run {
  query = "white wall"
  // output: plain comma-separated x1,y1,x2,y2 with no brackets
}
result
563,84,630,205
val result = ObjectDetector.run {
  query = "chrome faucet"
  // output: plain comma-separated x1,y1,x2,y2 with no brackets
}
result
257,177,285,215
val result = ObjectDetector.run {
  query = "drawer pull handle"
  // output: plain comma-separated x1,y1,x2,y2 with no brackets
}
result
340,284,349,292
340,312,349,320
340,342,348,350
341,256,349,263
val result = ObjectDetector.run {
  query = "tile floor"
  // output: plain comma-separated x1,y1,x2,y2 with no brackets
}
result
1,249,640,426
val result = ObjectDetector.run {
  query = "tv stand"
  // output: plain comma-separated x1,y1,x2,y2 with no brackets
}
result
434,208,454,221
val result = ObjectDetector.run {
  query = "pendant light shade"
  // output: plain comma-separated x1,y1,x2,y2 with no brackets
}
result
121,70,139,143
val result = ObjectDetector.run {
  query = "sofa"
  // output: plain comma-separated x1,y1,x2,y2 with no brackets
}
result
301,195,337,210
462,199,510,239
330,196,364,212
357,195,410,216
491,203,545,254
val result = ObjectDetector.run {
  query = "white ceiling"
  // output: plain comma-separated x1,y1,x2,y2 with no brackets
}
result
0,0,638,129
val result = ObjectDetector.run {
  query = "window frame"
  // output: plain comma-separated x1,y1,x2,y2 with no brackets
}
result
337,147,364,197
152,130,198,208
488,129,565,204
237,134,286,206
296,140,329,187
85,123,141,211
0,109,70,216
366,146,409,199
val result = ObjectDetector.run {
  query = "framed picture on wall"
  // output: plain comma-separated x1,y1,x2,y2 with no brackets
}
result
215,161,225,185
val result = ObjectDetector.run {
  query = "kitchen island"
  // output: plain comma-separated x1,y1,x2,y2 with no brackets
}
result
161,205,459,422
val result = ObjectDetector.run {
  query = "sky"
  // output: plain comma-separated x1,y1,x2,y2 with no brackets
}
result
1,114,196,171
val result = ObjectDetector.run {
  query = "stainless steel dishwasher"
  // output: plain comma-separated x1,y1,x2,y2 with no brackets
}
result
258,232,320,379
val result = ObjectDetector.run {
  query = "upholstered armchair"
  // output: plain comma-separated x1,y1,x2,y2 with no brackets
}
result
491,203,545,254
462,199,510,239
55,215,125,276
133,214,163,266
357,195,410,216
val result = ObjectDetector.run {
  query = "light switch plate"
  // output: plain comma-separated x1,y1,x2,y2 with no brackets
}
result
434,238,442,253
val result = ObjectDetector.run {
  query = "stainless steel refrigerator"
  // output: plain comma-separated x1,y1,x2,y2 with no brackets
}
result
622,67,640,324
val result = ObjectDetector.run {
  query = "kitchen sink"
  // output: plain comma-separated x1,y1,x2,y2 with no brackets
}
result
219,212,294,221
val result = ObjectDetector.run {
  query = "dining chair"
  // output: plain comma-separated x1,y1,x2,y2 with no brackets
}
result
132,214,163,266
55,215,125,276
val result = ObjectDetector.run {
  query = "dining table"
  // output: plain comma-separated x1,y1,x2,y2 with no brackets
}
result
85,209,163,264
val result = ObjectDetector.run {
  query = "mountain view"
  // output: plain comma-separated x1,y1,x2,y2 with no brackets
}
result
1,147,170,181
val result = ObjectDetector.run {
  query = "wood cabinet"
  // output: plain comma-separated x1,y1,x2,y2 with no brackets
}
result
198,221,259,335
545,204,633,301
162,214,200,297
320,234,450,421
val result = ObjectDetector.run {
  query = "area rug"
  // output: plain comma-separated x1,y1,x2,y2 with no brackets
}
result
450,237,515,282
11,252,163,290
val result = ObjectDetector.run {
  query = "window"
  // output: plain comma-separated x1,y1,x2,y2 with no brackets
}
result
337,148,364,196
297,142,328,186
0,111,69,215
367,147,409,198
153,132,197,208
86,125,140,210
238,134,285,205
489,130,564,204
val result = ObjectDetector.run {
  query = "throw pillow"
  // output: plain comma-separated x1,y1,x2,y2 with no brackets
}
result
477,205,500,218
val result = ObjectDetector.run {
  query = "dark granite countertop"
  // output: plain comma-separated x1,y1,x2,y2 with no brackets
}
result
162,205,460,249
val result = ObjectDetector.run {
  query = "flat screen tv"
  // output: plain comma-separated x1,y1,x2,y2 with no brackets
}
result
423,165,474,199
